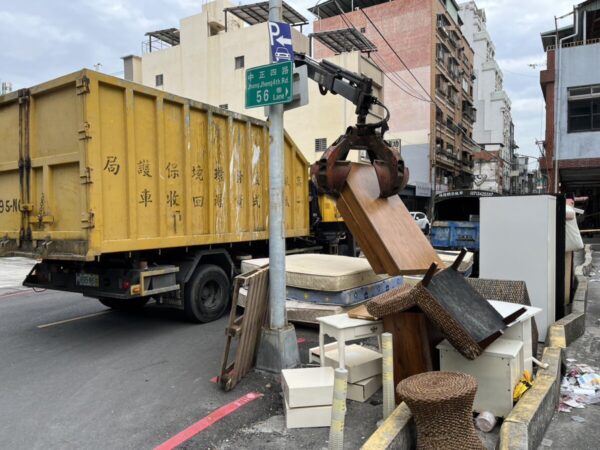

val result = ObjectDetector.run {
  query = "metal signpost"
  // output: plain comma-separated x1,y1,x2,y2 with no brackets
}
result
253,4,300,372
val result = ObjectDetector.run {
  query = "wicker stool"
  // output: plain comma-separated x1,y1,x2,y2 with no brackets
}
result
397,371,484,450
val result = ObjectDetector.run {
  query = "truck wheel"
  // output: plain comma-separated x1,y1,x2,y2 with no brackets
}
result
98,297,149,310
184,264,230,323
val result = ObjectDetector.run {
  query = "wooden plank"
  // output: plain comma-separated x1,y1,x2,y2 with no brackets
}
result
347,303,377,320
219,267,269,391
383,311,444,403
337,164,443,275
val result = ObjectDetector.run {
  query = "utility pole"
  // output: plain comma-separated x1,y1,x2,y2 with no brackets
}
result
255,0,300,373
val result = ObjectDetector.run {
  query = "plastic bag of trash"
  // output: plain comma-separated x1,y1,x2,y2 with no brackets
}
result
565,204,584,252
513,370,533,403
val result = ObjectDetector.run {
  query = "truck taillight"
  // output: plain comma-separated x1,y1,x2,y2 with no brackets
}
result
122,280,131,290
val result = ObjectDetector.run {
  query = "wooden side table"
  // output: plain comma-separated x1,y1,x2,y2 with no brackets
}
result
317,313,384,368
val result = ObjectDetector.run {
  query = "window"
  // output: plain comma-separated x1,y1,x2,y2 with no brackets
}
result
155,74,163,87
315,138,327,152
219,104,228,110
360,27,366,33
436,106,444,124
235,56,244,70
568,85,600,132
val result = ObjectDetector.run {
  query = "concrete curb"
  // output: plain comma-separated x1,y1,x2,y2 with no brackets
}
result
361,403,413,450
498,245,593,450
499,346,563,450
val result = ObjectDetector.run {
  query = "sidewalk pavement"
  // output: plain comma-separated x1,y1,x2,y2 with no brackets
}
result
540,248,600,449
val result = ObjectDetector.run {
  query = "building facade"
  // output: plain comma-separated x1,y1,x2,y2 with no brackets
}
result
459,1,517,194
540,0,600,229
311,0,477,210
122,0,383,166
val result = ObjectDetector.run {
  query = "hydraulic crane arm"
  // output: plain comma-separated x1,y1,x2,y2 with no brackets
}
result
293,53,407,198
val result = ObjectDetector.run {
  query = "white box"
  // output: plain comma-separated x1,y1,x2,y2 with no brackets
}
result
480,195,557,341
323,344,382,383
284,396,332,429
437,338,523,418
281,367,334,408
347,374,382,402
309,342,338,364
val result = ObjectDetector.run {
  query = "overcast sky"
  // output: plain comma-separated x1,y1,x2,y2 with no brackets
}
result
0,0,578,161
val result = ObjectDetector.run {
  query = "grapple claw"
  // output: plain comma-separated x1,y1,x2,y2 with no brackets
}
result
310,126,408,199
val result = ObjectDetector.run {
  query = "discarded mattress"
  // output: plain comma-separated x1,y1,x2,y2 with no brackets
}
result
241,254,389,291
286,276,404,306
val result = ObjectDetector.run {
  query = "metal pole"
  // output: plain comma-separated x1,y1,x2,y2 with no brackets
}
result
268,0,285,329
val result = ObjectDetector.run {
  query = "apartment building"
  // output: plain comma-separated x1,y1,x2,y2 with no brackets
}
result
122,0,384,165
311,0,477,210
540,0,600,229
459,1,517,194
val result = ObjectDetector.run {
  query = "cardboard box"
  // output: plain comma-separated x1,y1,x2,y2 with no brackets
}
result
284,396,332,429
309,343,338,364
281,367,334,408
347,374,382,402
323,344,382,383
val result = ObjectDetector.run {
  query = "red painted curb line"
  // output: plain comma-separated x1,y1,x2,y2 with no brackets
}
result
154,392,263,450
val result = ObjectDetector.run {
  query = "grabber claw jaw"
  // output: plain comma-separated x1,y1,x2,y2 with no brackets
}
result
373,158,409,198
310,159,351,197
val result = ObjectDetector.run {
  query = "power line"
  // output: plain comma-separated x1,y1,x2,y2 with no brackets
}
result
330,2,432,102
370,53,434,103
360,8,434,103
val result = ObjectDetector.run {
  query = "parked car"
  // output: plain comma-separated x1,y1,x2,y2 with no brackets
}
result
410,211,430,234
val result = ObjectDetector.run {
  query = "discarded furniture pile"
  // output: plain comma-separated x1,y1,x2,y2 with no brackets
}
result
217,166,571,449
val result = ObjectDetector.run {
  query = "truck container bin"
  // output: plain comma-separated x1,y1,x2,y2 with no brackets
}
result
0,69,309,261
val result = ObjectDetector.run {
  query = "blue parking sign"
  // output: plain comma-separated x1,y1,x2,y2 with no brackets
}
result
269,22,294,63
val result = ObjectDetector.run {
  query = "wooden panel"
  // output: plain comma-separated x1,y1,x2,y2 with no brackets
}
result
337,163,443,275
383,311,443,403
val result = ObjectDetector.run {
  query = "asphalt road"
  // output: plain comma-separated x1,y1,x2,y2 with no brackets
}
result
0,259,382,449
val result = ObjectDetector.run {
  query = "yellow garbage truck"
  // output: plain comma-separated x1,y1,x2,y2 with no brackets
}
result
0,70,354,322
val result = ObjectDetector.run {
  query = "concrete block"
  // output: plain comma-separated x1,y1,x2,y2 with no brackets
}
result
547,312,586,348
255,325,300,373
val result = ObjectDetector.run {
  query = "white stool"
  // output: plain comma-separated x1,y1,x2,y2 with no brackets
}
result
317,313,384,368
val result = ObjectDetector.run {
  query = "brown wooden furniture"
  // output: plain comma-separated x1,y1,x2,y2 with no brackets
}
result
219,266,269,391
336,163,443,275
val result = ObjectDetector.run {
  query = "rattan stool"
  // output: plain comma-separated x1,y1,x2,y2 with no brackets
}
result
397,371,484,450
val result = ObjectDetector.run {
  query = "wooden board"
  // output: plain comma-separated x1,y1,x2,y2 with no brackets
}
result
219,267,269,391
383,311,444,403
337,164,443,275
427,268,508,347
348,303,377,320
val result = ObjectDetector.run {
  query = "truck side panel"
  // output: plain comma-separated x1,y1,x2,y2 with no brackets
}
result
0,70,309,260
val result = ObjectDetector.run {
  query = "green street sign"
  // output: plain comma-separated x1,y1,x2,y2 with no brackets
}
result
245,61,293,108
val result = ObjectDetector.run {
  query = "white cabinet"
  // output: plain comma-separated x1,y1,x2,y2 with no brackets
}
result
438,338,523,418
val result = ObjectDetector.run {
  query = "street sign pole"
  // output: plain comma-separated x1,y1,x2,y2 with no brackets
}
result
255,0,300,372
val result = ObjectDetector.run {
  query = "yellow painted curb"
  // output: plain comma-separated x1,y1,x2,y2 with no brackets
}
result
361,402,413,450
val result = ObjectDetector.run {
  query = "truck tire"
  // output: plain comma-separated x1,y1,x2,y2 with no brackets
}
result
98,297,149,310
184,264,230,323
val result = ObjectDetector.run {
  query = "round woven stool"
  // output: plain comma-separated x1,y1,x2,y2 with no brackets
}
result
397,371,484,450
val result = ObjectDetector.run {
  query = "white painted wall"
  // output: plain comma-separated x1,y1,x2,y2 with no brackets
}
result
556,42,600,160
